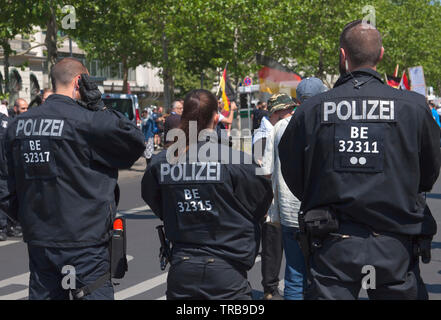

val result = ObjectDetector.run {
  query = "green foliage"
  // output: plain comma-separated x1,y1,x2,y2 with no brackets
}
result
2,0,441,94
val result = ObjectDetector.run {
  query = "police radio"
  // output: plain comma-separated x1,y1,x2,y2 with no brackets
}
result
110,217,128,279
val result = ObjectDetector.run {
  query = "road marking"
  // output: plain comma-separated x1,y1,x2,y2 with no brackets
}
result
0,289,28,300
115,272,168,300
0,254,263,300
0,272,29,300
118,205,150,215
0,240,20,247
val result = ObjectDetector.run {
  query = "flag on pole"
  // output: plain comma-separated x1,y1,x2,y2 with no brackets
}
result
399,71,410,90
256,54,302,98
393,64,399,78
386,74,401,88
218,67,235,112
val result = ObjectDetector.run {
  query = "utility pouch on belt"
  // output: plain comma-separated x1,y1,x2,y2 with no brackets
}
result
304,207,339,239
111,217,128,279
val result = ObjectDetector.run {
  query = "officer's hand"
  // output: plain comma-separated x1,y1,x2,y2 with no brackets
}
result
78,74,105,111
231,101,238,111
417,237,432,264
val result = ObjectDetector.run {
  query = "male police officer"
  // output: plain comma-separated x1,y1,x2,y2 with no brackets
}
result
279,20,441,300
0,112,10,241
1,58,145,299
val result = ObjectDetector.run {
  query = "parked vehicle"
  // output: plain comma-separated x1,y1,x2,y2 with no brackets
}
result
102,93,141,128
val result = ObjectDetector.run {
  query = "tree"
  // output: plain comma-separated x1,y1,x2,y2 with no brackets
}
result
0,0,36,93
70,0,155,94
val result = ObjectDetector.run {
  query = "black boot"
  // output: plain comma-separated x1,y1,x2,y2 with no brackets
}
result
7,223,22,238
0,228,7,241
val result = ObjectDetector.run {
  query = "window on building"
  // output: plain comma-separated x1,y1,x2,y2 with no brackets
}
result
9,69,22,105
29,74,41,107
84,60,136,82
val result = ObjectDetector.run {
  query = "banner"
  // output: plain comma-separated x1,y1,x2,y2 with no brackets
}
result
408,66,426,97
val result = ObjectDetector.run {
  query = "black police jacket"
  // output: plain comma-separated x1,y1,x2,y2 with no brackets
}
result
279,68,441,237
2,94,145,247
0,114,11,220
141,141,273,270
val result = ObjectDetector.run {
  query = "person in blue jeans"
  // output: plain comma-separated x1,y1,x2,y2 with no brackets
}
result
261,93,306,299
428,100,441,147
141,109,156,166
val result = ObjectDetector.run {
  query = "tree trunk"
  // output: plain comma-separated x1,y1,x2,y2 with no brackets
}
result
122,58,129,93
45,4,58,89
161,31,174,109
233,27,241,131
1,39,10,95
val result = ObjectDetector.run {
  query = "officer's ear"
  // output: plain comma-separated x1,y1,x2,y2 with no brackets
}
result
73,75,81,89
378,47,384,63
340,48,349,71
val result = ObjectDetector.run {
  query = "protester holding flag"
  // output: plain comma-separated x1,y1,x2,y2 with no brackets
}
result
218,65,237,131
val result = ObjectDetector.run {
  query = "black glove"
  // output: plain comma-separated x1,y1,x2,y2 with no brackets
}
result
415,236,432,264
77,74,105,111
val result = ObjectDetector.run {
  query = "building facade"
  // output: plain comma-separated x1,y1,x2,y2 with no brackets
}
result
0,28,164,108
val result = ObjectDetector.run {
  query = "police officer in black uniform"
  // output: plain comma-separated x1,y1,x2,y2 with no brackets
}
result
0,112,11,241
142,89,273,300
1,58,145,299
279,20,441,300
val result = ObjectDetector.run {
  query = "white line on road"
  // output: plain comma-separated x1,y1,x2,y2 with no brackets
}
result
0,240,20,247
115,272,168,300
0,272,29,300
0,289,28,300
117,205,150,215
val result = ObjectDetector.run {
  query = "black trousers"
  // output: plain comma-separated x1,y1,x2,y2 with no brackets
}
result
28,244,114,300
305,220,428,300
0,211,6,229
167,249,252,300
261,221,283,293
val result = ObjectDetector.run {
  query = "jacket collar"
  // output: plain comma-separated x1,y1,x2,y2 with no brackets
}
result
334,68,384,88
45,93,78,105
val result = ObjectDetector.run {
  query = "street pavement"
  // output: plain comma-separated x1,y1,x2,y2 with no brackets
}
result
0,157,440,300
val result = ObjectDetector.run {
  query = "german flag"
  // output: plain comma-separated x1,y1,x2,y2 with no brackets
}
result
256,54,302,98
219,68,236,112
386,74,401,88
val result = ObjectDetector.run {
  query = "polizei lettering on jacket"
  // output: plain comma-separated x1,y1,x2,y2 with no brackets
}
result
16,119,64,137
160,162,222,184
322,100,395,123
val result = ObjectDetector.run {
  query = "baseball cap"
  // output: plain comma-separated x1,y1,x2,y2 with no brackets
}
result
267,93,296,114
296,77,327,103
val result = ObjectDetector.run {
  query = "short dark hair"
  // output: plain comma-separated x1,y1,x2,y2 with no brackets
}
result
50,58,88,91
340,20,382,68
179,89,218,146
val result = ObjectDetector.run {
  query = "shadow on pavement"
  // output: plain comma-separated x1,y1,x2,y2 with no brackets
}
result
426,283,441,294
122,213,159,220
426,193,441,200
0,284,27,296
128,168,146,173
432,242,441,250
252,289,264,300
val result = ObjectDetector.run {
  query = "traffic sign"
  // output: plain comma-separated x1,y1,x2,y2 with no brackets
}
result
243,76,253,86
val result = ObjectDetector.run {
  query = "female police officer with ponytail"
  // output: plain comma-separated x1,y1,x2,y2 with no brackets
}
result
142,89,273,300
